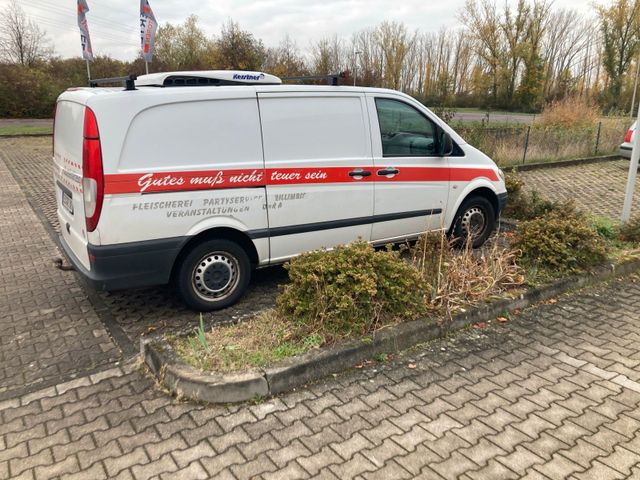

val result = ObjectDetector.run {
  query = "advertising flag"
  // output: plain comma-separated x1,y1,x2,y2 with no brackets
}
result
140,0,158,63
77,0,93,61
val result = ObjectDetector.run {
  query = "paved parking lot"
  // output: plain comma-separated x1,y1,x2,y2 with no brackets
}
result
2,137,640,479
520,160,640,220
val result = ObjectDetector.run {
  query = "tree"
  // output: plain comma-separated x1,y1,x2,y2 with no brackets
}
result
375,21,415,90
263,36,308,77
597,0,640,109
154,15,213,71
213,19,266,71
0,0,50,66
460,0,505,105
310,36,346,76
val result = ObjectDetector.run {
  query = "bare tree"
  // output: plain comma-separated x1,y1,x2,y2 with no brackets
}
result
0,0,50,66
310,35,346,75
263,35,308,77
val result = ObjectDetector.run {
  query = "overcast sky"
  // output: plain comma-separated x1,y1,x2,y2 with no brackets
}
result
4,0,595,61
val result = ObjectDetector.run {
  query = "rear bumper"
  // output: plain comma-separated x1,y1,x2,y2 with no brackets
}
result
497,192,508,216
59,234,187,291
620,145,632,159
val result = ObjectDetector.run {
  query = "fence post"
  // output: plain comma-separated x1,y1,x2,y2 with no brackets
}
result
522,125,531,164
594,121,602,156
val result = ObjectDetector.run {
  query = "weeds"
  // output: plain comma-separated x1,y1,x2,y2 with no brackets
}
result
174,310,324,373
411,232,524,317
619,216,640,243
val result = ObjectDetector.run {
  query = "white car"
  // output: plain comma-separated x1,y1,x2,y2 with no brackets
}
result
620,121,636,158
52,70,507,311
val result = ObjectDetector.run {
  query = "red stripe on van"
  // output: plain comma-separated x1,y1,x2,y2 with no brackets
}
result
103,166,499,194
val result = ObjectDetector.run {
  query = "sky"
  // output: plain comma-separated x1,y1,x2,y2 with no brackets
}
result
4,0,594,62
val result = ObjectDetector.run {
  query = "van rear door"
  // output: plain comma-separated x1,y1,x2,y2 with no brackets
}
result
53,99,91,269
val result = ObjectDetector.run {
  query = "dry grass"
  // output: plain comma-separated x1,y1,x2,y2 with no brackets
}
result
539,96,600,129
411,232,525,317
460,117,628,167
172,310,322,373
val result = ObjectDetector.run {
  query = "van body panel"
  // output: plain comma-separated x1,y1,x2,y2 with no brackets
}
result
258,93,374,262
53,99,91,269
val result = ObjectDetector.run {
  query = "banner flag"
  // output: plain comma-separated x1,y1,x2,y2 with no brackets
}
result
77,0,93,61
140,0,158,63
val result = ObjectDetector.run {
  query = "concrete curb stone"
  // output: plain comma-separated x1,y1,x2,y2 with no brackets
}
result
505,154,621,172
142,258,640,404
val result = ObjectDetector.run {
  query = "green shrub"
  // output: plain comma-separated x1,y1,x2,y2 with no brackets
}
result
513,211,608,275
277,242,427,341
619,216,640,243
590,216,617,240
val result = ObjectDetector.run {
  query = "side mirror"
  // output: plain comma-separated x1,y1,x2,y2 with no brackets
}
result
438,131,453,156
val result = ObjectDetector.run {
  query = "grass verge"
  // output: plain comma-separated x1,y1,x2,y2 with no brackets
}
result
0,125,53,136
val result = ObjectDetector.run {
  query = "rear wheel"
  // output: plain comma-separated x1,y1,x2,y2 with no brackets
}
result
176,239,251,311
451,196,496,248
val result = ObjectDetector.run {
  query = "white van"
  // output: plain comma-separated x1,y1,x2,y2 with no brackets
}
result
53,70,507,311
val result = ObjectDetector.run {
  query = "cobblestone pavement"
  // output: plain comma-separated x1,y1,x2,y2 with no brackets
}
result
1,275,640,479
0,147,120,399
520,159,640,220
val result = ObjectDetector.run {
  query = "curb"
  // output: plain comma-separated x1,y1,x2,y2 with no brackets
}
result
504,154,621,172
0,134,53,139
141,258,640,404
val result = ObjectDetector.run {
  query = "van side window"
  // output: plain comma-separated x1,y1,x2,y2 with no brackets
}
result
375,98,437,157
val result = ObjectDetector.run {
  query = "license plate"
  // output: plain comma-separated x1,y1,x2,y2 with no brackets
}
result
62,190,74,214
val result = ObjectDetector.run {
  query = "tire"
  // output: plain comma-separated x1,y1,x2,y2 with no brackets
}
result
175,239,252,311
450,195,496,248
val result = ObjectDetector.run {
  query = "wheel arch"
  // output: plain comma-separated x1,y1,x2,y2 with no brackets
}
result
448,186,499,234
170,227,259,282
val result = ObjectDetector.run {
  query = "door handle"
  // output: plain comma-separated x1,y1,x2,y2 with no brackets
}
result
348,169,372,178
377,168,399,176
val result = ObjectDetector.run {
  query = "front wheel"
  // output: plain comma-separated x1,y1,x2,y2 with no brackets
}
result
175,239,252,311
451,196,496,248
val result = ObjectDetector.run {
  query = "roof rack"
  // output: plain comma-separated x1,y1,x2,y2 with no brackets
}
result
89,74,137,91
282,72,346,86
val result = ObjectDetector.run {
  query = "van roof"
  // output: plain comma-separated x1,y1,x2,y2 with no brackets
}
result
135,70,282,87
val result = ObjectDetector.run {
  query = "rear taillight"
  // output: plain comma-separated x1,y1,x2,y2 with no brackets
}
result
625,128,634,143
82,107,104,232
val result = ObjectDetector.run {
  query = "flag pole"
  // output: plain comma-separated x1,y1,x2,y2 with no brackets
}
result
86,59,91,83
145,61,149,75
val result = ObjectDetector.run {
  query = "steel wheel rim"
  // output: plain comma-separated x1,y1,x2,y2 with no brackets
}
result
192,251,240,302
461,206,487,241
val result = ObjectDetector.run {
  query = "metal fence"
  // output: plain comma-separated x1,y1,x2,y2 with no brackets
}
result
456,118,628,167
